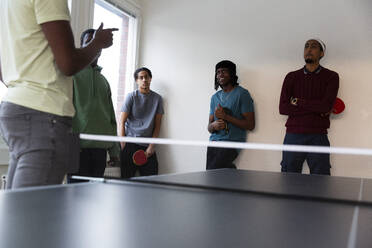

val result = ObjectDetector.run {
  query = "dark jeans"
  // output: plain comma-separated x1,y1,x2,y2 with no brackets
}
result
206,147,239,170
281,133,331,175
68,148,107,183
120,143,158,179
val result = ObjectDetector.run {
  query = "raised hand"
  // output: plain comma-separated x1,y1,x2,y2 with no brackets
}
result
93,23,119,49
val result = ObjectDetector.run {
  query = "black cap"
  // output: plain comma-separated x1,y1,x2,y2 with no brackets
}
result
214,60,238,90
215,60,236,76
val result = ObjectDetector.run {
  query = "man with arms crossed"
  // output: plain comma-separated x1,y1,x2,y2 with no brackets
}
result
279,39,339,175
207,60,255,170
0,0,117,189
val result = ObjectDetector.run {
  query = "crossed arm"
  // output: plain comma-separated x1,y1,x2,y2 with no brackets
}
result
295,76,339,114
279,75,313,116
208,109,255,133
279,73,339,116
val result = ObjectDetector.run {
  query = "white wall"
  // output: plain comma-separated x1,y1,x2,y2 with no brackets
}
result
138,0,372,177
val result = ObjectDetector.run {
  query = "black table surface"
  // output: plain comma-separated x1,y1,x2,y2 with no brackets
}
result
133,169,372,204
0,169,371,248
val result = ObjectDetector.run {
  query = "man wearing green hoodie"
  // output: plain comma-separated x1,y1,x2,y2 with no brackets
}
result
70,29,120,181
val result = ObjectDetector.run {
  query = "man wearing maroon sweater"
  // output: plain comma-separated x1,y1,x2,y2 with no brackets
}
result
279,39,339,175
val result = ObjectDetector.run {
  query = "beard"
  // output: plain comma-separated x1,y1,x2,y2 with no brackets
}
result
305,58,314,64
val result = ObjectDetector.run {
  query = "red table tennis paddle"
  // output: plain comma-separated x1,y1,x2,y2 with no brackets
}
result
332,97,345,114
133,149,148,166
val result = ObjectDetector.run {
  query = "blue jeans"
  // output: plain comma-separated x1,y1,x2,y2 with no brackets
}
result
0,102,79,189
281,133,331,175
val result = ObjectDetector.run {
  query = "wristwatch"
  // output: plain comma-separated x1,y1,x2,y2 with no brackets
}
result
290,97,298,105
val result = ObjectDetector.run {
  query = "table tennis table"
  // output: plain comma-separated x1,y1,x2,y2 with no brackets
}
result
0,169,371,248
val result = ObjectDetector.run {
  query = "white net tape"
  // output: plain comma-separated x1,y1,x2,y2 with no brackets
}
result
80,134,372,156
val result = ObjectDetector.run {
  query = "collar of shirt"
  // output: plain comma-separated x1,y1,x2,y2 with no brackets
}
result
303,65,322,75
92,65,103,72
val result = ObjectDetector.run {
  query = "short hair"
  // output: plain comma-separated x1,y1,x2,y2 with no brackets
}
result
134,67,152,80
80,29,95,47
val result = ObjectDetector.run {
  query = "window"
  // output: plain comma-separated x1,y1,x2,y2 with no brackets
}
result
1,0,139,118
93,0,138,120
68,0,72,12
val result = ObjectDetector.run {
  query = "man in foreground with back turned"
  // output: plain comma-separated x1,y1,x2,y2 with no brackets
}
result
279,39,339,175
0,0,118,189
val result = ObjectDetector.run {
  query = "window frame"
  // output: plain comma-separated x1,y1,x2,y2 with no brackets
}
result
69,0,141,106
69,0,141,80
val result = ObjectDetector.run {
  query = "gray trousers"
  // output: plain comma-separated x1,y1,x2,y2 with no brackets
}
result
0,102,79,189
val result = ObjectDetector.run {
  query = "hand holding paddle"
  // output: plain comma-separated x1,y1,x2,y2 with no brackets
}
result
146,145,155,158
332,97,345,114
321,97,345,117
133,149,148,166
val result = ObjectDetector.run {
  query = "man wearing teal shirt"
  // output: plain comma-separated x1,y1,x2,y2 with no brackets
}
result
71,29,120,181
207,60,255,170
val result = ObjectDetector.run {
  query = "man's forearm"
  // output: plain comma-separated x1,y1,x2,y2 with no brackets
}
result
41,21,116,77
118,124,126,149
280,101,314,116
119,124,125,137
152,126,160,139
208,122,215,133
65,45,101,76
224,114,254,131
149,115,162,149
149,130,159,148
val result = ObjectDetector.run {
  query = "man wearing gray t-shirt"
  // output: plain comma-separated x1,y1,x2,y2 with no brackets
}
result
119,67,164,178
